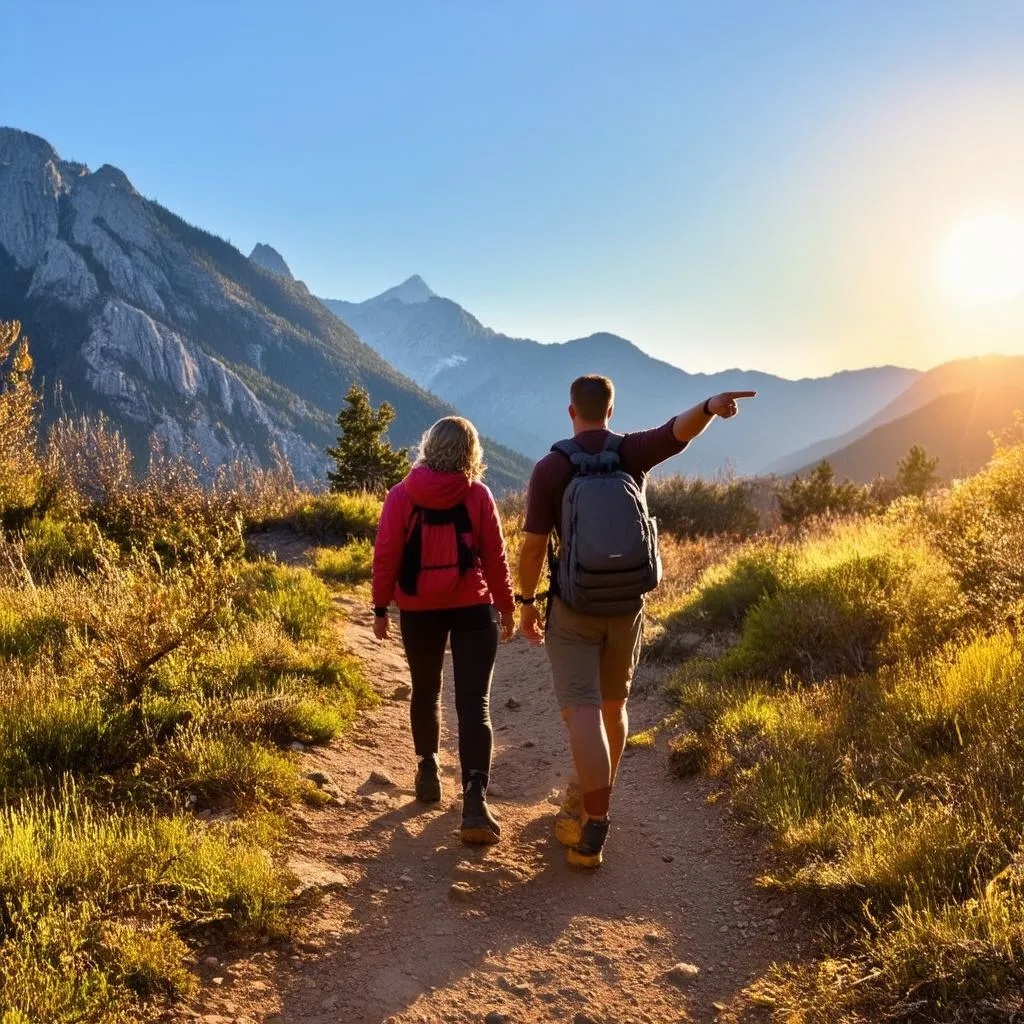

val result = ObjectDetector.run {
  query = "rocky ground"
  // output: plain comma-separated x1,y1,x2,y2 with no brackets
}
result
177,541,805,1024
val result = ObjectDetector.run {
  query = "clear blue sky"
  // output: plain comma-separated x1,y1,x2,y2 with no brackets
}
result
7,1,1024,377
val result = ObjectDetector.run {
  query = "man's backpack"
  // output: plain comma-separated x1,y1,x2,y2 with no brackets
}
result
550,435,662,616
398,503,478,600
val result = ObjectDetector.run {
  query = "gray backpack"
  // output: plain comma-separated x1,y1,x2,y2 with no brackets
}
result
550,435,662,616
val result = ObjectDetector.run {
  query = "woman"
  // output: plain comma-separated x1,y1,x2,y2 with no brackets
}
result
372,416,515,844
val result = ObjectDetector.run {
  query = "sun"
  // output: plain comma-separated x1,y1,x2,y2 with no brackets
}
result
938,212,1024,307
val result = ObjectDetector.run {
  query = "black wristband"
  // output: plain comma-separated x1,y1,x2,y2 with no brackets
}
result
373,606,388,618
515,594,536,606
703,397,714,416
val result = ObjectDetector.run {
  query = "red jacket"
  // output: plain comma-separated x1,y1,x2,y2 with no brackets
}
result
372,466,515,614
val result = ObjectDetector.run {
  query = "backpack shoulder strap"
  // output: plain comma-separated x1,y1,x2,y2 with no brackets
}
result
602,433,624,454
551,439,584,460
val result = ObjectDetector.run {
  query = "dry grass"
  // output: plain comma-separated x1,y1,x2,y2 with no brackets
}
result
656,442,1024,1021
0,323,375,1024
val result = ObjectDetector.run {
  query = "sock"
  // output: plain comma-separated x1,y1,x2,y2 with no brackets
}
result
420,753,438,769
465,768,489,793
582,786,611,819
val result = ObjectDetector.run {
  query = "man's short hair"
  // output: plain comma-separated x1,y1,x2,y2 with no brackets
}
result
570,375,615,422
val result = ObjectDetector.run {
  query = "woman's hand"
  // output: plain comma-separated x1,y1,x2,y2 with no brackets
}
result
373,615,391,642
500,609,516,643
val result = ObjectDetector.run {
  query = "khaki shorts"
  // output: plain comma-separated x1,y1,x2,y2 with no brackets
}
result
545,596,644,710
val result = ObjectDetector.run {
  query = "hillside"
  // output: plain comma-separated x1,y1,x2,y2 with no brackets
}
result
772,354,1024,475
322,280,919,476
0,128,530,491
798,384,1024,482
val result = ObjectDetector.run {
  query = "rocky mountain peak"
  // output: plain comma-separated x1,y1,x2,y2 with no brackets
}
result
91,163,136,193
370,274,435,305
249,243,294,280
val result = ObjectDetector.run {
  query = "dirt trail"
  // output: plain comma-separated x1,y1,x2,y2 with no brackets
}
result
181,537,803,1024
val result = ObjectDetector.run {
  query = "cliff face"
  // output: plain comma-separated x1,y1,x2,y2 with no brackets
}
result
0,128,533,487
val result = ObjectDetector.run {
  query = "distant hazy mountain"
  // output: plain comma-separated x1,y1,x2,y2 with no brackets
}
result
322,280,920,476
0,128,531,491
773,355,1024,475
800,385,1024,483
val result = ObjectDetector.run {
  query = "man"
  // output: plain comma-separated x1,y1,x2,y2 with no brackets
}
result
517,375,755,868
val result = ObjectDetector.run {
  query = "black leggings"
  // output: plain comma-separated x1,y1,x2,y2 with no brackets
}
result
399,604,499,787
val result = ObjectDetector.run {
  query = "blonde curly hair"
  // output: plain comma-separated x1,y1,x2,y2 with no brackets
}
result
415,416,486,482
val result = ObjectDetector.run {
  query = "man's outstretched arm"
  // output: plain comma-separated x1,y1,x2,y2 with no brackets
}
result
672,391,757,444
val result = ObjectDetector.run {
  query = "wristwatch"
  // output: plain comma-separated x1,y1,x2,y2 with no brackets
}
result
703,397,714,416
373,606,388,618
515,594,536,606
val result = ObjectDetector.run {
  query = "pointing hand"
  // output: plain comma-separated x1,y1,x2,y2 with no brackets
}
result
708,391,757,419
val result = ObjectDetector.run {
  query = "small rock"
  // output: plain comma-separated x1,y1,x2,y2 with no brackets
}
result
662,854,675,863
288,741,305,753
449,881,474,901
354,736,378,749
369,770,395,787
505,697,521,710
485,1014,510,1024
643,931,662,944
521,740,536,749
667,962,700,987
202,955,219,967
574,1014,601,1024
211,976,225,986
304,770,334,788
391,683,413,701
713,1003,727,1012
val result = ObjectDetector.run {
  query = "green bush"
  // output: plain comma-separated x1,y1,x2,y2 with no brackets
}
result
312,539,374,584
777,460,868,526
931,441,1024,618
240,563,332,642
284,491,381,542
647,474,760,539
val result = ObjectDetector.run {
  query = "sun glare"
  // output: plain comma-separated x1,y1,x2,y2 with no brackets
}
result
938,212,1024,307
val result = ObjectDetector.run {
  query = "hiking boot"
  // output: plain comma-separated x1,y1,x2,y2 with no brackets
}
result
567,816,610,869
460,771,501,845
553,780,582,847
415,755,442,804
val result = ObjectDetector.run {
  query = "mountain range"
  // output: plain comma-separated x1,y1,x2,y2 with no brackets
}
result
4,125,1021,495
784,355,1024,481
0,127,530,491
321,279,920,477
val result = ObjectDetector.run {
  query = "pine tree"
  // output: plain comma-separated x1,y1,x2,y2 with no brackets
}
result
326,384,410,495
896,444,939,497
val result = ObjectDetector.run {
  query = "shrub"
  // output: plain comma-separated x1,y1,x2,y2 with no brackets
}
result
647,474,760,539
931,441,1024,618
777,460,868,526
0,321,40,519
284,491,382,542
238,564,332,643
141,728,305,809
312,539,373,584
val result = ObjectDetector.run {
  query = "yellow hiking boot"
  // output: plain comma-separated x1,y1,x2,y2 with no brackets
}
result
567,816,610,869
553,780,582,847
